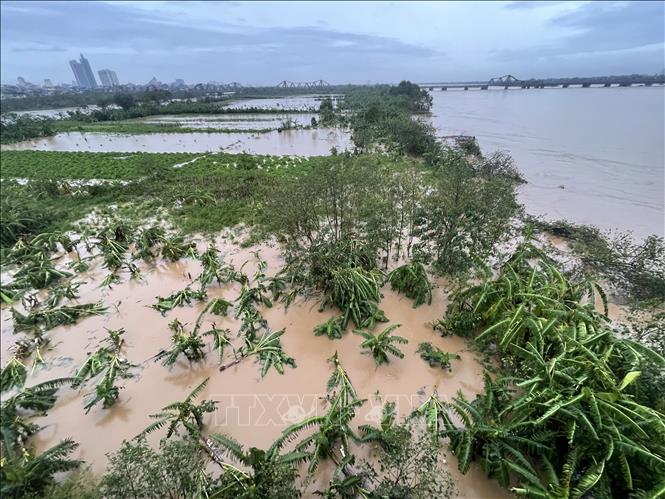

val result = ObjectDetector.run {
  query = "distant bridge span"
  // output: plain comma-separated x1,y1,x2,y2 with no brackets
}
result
277,80,331,89
419,74,665,91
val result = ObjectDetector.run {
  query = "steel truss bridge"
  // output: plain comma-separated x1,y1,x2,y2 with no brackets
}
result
276,80,331,88
419,74,665,91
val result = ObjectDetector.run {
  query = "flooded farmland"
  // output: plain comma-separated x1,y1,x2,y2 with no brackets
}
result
0,237,509,498
221,95,341,111
1,128,353,155
141,113,318,130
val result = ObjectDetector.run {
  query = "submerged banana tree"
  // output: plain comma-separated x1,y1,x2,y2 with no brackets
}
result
160,235,197,262
194,297,233,331
100,272,121,288
417,342,460,371
203,325,232,363
197,245,244,288
321,267,386,329
152,286,207,316
133,225,166,261
1,377,74,459
97,235,128,270
219,328,296,377
44,281,81,308
1,356,27,393
154,319,206,366
273,352,364,474
12,302,106,333
235,282,272,317
73,328,136,413
141,377,217,439
314,315,346,340
387,261,433,307
10,254,72,290
355,324,408,365
8,332,50,376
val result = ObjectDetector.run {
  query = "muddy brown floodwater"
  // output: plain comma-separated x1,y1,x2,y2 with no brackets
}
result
1,238,512,498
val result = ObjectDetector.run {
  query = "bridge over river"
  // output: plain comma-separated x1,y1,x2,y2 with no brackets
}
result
420,74,665,90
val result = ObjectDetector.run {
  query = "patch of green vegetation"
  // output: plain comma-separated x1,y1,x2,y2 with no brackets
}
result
0,150,196,179
1,114,55,143
439,243,665,497
416,342,460,370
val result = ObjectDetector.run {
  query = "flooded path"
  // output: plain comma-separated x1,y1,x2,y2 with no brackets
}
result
1,129,353,156
1,238,508,497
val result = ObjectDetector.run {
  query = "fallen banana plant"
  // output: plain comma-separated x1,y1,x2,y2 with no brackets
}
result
152,286,207,316
12,302,107,332
154,319,207,366
220,328,296,377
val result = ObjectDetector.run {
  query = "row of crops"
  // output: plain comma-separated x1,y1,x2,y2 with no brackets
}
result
0,151,318,180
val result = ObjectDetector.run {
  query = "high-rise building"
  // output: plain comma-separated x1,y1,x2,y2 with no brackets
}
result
17,76,27,86
69,54,97,88
98,69,119,87
43,79,53,87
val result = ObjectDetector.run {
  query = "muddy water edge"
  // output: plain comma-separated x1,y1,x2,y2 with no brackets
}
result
1,236,513,498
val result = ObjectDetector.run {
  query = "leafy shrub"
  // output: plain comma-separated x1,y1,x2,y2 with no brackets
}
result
387,261,432,306
416,342,460,370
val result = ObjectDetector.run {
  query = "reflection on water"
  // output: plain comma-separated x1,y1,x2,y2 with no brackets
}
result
427,86,665,237
1,129,353,156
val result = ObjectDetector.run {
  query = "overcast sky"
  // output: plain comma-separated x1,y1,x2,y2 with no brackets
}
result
2,1,663,85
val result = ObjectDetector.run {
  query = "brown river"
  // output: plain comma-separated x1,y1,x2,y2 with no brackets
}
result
427,86,665,238
1,237,512,497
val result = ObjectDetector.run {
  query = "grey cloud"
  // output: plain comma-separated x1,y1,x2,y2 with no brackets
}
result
1,1,445,84
492,1,664,72
11,45,66,53
550,1,664,52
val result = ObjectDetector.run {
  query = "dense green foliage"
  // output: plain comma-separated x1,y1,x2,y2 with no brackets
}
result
387,261,433,306
437,243,665,497
1,114,55,143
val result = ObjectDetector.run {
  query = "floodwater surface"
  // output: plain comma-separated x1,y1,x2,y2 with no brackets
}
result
142,113,318,129
1,129,352,155
0,238,509,497
428,86,665,238
222,95,341,111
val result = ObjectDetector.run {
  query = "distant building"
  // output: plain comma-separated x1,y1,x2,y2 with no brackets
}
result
69,54,98,88
17,76,28,86
43,79,53,87
174,78,185,87
98,69,119,87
